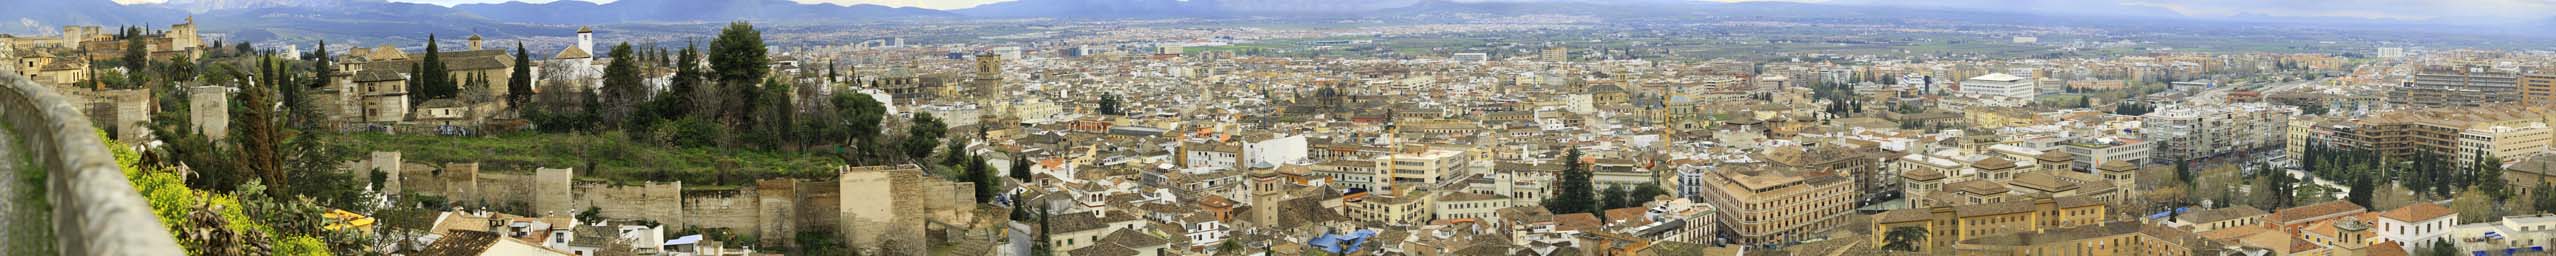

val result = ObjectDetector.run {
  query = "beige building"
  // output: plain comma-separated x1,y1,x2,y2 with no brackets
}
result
1951,221,2205,256
1692,164,1854,245
1433,192,1510,221
1373,146,1473,187
1871,196,2111,254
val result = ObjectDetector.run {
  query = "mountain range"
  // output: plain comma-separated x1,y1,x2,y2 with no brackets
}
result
5,0,2550,44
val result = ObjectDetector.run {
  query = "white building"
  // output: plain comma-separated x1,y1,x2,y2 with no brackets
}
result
1453,53,1489,62
2447,214,2556,254
1959,73,2036,99
2380,202,2458,252
1243,135,1309,167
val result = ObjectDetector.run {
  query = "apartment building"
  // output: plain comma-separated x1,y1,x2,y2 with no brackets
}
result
2390,65,2520,108
1692,164,1855,245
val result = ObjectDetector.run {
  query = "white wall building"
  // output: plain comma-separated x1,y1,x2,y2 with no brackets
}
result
1958,73,2036,99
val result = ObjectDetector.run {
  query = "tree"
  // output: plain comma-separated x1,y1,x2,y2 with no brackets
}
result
2429,238,2458,256
2477,154,2513,202
124,27,149,88
969,154,996,203
1881,227,1927,252
1034,207,1054,256
749,78,796,149
2536,182,2556,214
655,43,705,119
576,206,603,224
1011,154,1033,181
312,41,332,88
711,21,771,127
2452,188,2495,224
836,93,888,163
710,21,771,88
239,55,288,191
903,112,946,161
1544,148,1597,215
1097,93,1122,115
508,42,534,108
1629,183,1668,205
1601,185,1631,210
414,34,457,102
600,43,645,129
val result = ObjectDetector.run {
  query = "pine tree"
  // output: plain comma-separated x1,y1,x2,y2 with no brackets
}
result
903,112,946,161
711,21,771,127
601,42,644,129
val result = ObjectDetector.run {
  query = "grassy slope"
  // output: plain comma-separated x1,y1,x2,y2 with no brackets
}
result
337,132,846,185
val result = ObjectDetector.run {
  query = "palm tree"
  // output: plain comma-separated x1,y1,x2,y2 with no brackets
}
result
1882,227,1928,252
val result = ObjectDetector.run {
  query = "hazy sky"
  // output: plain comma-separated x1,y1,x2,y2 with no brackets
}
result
103,0,2556,23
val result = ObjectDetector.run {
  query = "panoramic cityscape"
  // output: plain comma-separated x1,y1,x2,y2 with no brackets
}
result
8,0,2556,255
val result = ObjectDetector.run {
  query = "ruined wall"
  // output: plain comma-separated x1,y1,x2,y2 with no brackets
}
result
922,179,977,225
679,191,761,234
572,182,685,227
796,179,842,233
532,168,574,216
754,180,799,246
839,166,928,255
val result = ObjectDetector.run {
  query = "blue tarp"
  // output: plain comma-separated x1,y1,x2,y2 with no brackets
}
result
1309,229,1379,254
2145,207,2192,220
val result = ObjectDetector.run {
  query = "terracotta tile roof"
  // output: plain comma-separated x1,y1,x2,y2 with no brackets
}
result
1900,169,1946,181
2273,201,2366,225
1972,156,2017,170
415,230,500,256
2184,206,2268,224
1874,208,1933,224
2380,202,2454,222
1555,213,1600,232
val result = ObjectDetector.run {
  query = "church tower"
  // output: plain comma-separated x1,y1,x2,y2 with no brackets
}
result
576,26,595,58
1249,169,1283,225
974,52,1004,98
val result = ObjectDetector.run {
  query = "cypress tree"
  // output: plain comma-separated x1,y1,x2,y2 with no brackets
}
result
509,42,533,108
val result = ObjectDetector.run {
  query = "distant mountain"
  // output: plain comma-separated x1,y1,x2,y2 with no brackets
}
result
950,0,1696,18
187,1,554,45
453,0,957,25
951,0,1216,18
0,0,189,35
153,0,371,13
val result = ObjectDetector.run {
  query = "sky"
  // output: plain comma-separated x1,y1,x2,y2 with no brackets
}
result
103,0,2556,23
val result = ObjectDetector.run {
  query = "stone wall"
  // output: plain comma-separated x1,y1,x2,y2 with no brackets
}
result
186,86,226,140
0,70,183,254
532,168,574,216
361,155,988,252
572,181,684,227
840,165,929,255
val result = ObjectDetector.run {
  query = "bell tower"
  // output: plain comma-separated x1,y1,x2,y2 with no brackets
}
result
1250,169,1282,225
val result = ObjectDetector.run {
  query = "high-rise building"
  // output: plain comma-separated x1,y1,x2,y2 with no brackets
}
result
2389,65,2518,108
